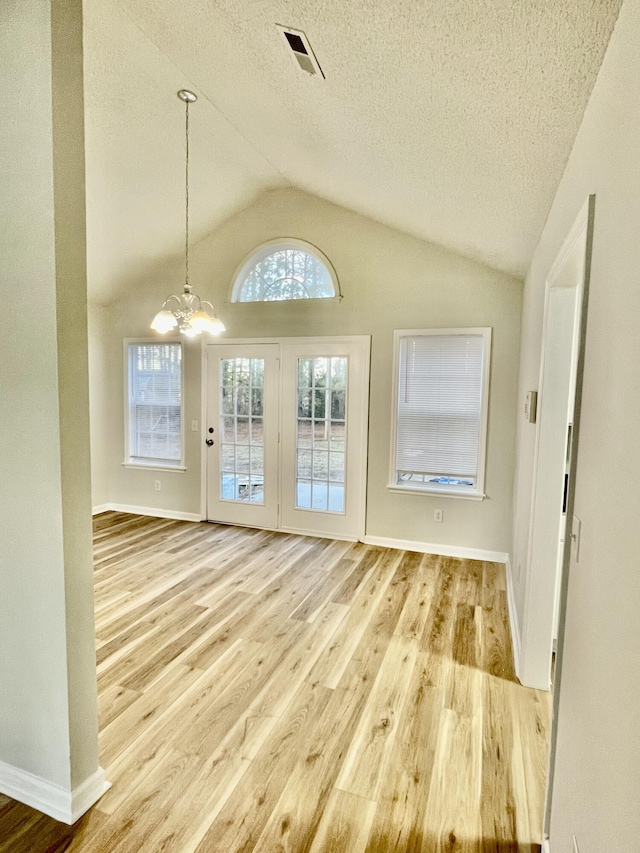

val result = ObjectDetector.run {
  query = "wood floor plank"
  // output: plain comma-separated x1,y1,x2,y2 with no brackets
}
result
512,682,550,844
97,604,208,693
97,683,141,730
78,749,206,853
481,674,519,851
288,554,360,623
422,707,483,853
99,662,202,766
365,652,443,853
332,546,384,605
447,604,483,718
194,680,335,853
0,806,109,853
481,590,517,682
308,789,377,853
393,552,438,641
0,514,550,853
335,635,419,801
312,549,404,689
250,671,379,853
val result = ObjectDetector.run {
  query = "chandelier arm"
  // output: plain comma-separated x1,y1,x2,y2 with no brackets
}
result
163,294,183,309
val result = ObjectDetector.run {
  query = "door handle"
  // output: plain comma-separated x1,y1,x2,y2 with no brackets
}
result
206,439,214,446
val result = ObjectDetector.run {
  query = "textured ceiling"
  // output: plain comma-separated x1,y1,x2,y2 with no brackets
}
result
84,0,622,301
83,0,285,303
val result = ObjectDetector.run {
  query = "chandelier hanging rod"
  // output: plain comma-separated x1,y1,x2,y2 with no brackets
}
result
150,89,225,338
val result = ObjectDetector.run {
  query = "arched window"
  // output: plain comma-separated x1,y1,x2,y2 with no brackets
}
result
231,240,339,303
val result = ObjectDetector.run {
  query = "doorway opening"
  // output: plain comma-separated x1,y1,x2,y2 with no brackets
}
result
518,197,595,843
521,197,594,691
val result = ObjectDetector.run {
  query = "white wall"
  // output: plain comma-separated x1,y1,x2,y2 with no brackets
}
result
98,187,522,555
512,0,640,847
0,0,102,817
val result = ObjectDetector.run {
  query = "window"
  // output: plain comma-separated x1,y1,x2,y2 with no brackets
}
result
389,328,491,499
125,341,184,469
231,239,338,303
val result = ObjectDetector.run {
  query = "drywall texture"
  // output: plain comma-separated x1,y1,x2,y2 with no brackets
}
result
82,0,284,305
98,0,622,279
0,0,99,796
513,0,640,846
101,187,522,554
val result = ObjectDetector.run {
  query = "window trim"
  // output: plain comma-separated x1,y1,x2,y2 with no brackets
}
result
123,338,186,472
388,327,492,500
229,238,341,303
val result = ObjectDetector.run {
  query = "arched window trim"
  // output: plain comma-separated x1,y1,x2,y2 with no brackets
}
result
229,238,342,304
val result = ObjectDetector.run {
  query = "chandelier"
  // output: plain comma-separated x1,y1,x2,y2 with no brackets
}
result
151,90,225,337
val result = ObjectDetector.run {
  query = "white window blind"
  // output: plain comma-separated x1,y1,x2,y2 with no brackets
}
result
128,343,182,463
395,332,488,487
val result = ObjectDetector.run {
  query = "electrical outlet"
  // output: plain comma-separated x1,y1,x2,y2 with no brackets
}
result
434,508,443,523
573,836,580,853
191,420,198,432
154,480,161,492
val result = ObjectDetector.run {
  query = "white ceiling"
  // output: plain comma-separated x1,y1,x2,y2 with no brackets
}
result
84,0,622,302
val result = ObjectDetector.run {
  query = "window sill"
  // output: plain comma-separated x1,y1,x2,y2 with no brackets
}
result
387,484,486,501
122,461,187,473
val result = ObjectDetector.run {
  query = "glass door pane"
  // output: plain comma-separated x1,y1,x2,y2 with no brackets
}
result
220,357,265,504
206,344,279,530
295,356,347,513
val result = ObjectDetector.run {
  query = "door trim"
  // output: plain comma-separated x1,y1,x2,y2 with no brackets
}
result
520,196,593,691
542,196,595,838
200,336,371,540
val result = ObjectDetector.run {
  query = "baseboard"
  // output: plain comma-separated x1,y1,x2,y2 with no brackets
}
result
95,502,202,523
505,555,522,682
542,839,551,853
361,535,509,565
0,762,110,824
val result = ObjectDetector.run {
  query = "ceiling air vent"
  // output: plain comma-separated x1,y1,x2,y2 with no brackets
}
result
276,25,325,79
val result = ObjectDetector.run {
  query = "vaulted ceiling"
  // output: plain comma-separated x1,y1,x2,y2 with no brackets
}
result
83,0,622,303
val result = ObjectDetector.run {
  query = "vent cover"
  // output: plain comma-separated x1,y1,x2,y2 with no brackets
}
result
276,25,325,78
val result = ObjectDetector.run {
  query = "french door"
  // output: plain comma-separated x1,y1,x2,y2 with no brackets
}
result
204,337,369,540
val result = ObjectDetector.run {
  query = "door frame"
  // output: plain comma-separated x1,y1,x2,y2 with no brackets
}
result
520,196,594,692
541,197,595,842
200,336,371,540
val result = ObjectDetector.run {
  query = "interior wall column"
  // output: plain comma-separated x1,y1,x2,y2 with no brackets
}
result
0,0,106,823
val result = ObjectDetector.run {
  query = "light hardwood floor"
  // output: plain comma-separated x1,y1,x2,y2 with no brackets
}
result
0,512,550,852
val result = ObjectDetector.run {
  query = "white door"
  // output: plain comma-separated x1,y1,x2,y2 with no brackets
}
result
205,344,280,529
280,339,369,539
204,337,369,540
535,286,580,643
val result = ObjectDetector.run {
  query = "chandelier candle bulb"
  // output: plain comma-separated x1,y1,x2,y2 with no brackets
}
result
150,90,225,338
